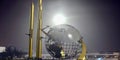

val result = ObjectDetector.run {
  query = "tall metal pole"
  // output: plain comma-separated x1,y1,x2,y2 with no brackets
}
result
28,2,34,59
36,0,42,59
77,40,86,60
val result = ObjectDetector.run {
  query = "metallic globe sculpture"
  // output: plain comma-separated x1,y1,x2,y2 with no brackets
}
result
44,24,83,59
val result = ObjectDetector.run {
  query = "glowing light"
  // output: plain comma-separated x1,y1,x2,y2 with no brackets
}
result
97,57,103,60
0,47,6,53
53,13,66,25
83,56,86,60
68,34,72,39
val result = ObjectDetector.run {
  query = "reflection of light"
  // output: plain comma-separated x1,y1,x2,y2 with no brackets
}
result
68,34,72,39
97,58,103,60
83,56,85,60
53,13,66,25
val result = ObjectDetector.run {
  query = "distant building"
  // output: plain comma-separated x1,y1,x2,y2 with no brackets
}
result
0,47,6,53
0,46,27,60
41,52,120,60
86,52,120,60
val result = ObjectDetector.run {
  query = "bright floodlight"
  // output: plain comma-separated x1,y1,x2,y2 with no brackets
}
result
53,14,66,25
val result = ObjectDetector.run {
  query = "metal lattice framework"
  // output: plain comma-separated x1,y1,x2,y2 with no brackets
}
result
28,0,86,60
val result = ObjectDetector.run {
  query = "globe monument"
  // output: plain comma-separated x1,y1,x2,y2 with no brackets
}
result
43,24,85,59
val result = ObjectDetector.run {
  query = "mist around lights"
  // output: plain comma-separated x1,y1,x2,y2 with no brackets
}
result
53,13,66,25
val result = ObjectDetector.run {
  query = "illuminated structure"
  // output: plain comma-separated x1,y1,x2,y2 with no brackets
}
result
36,0,42,59
42,24,86,60
0,47,6,53
40,52,120,60
28,2,34,59
28,0,43,60
28,0,87,60
86,52,120,60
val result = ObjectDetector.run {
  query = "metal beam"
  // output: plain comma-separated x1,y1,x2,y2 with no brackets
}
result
28,2,34,59
36,0,42,59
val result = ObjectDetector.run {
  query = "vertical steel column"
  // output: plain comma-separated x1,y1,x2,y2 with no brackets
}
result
78,40,86,60
36,0,42,59
28,2,34,59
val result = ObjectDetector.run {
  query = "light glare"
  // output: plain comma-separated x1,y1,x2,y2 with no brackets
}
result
68,34,72,39
53,14,66,25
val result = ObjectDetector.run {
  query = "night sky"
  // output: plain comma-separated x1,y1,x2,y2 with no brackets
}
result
0,0,120,53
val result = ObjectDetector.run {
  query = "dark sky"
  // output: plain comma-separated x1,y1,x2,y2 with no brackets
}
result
0,0,120,53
